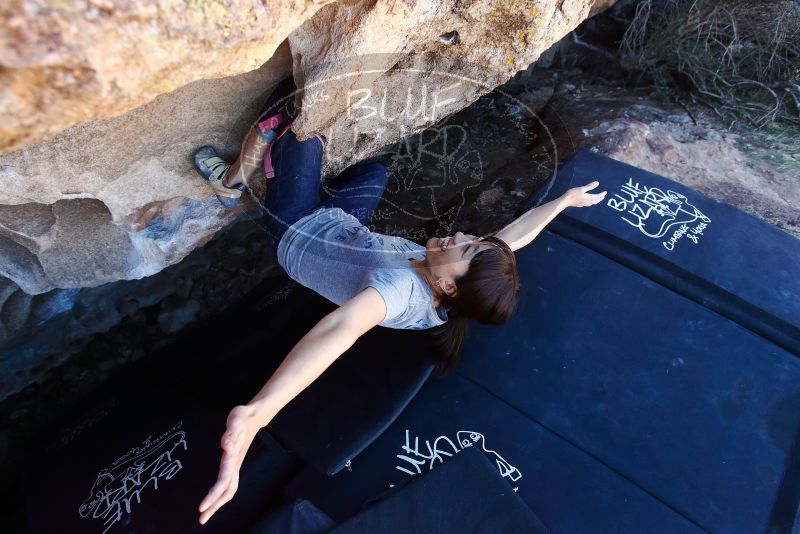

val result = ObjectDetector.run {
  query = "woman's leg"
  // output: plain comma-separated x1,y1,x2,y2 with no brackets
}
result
224,126,268,188
319,161,389,225
224,76,298,188
261,128,325,252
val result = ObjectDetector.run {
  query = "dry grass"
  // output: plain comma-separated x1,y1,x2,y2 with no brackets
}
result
620,0,800,129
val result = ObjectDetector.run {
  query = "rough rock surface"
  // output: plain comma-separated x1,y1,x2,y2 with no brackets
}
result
0,43,294,296
0,0,614,304
0,218,284,403
0,0,333,152
288,0,615,176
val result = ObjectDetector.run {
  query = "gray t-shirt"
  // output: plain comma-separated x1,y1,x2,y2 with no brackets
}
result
277,207,448,330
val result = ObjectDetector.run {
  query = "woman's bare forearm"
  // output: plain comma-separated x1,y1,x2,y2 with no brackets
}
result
243,287,387,427
245,313,360,426
493,196,568,251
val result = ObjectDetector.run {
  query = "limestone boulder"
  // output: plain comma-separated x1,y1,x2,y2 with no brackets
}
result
0,0,333,152
0,44,294,294
0,0,615,298
289,0,617,176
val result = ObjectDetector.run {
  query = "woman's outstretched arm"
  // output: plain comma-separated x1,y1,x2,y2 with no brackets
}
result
493,181,607,252
198,287,388,525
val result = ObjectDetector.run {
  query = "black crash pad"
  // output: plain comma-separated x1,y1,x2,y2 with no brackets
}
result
457,231,800,532
247,499,334,534
518,149,800,355
171,283,435,478
330,445,547,533
284,371,705,533
286,152,800,533
267,307,435,476
21,389,298,534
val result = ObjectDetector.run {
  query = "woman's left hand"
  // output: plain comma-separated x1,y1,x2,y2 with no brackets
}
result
561,181,607,208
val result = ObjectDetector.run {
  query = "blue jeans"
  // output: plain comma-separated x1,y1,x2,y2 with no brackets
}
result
261,129,389,256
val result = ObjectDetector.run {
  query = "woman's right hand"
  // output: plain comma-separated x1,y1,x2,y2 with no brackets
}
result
561,181,607,208
198,404,266,525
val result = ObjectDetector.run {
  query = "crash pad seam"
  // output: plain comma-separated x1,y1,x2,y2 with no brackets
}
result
549,217,800,357
453,370,711,533
322,363,435,476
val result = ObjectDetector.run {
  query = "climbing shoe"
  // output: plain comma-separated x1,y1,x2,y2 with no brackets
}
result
193,146,246,208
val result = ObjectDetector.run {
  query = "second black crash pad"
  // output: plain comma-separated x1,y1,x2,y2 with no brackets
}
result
284,370,706,533
330,445,547,533
247,499,335,534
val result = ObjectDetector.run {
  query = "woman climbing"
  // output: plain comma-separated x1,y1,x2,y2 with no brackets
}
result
193,77,606,524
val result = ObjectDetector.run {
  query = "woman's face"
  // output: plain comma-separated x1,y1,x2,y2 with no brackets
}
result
424,231,496,296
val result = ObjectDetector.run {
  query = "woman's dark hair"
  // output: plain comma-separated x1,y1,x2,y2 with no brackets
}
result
428,235,521,377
